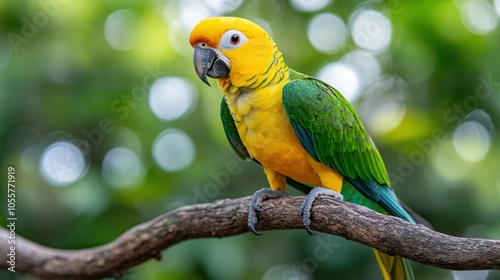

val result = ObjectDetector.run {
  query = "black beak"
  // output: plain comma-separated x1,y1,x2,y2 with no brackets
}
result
193,46,230,87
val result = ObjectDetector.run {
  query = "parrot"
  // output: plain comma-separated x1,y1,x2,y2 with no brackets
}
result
189,17,429,280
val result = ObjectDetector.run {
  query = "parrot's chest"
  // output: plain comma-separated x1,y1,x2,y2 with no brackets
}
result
226,88,321,183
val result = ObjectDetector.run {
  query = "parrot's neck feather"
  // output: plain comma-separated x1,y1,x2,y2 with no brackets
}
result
218,48,288,95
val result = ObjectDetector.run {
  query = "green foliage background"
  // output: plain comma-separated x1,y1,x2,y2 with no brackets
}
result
1,0,500,279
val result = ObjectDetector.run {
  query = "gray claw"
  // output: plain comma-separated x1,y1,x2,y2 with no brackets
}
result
248,188,287,235
300,187,343,236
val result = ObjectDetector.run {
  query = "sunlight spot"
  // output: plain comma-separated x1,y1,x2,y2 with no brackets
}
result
167,21,193,57
40,141,88,187
317,62,361,102
466,109,495,136
149,77,198,121
290,0,332,12
152,129,195,172
205,0,243,15
263,264,310,280
102,147,144,189
308,13,347,54
350,9,392,53
104,9,143,51
341,50,381,87
431,140,471,183
453,120,491,162
361,95,406,136
460,0,498,35
165,0,211,31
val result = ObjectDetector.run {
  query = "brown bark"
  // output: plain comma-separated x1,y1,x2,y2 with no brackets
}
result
1,196,499,279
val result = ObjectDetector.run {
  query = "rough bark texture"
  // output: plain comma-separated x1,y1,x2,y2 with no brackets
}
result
1,196,499,279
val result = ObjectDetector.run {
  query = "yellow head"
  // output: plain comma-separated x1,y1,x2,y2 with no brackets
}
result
189,17,281,91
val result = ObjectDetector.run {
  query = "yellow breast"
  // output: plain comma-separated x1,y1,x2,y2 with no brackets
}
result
224,83,323,186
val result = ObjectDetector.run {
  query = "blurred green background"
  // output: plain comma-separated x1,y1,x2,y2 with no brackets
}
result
1,0,500,279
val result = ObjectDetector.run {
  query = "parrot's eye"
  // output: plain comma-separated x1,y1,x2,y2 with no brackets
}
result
230,34,240,45
219,30,247,50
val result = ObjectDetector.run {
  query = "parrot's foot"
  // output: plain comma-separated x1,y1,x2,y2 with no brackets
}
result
301,187,343,236
248,188,288,236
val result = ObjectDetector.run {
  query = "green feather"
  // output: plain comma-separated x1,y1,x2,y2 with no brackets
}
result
282,71,389,185
283,70,417,279
282,70,420,224
220,97,251,160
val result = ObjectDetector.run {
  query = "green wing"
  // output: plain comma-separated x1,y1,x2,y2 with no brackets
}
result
220,97,251,160
282,70,415,223
284,71,388,185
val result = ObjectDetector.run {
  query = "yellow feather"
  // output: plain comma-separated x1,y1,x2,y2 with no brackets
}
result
374,249,413,280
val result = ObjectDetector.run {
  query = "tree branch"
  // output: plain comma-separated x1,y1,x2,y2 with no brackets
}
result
1,196,499,279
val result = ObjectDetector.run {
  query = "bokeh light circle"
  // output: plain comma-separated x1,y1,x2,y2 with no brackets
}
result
102,147,144,189
104,9,143,51
453,120,491,162
290,0,332,12
349,9,392,52
361,95,406,136
39,141,88,187
149,77,197,121
152,129,195,172
460,0,498,35
317,62,361,101
341,50,381,87
307,13,347,54
206,0,244,15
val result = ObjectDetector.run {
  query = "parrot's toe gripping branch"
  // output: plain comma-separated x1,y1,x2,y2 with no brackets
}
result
248,188,288,236
301,187,343,236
